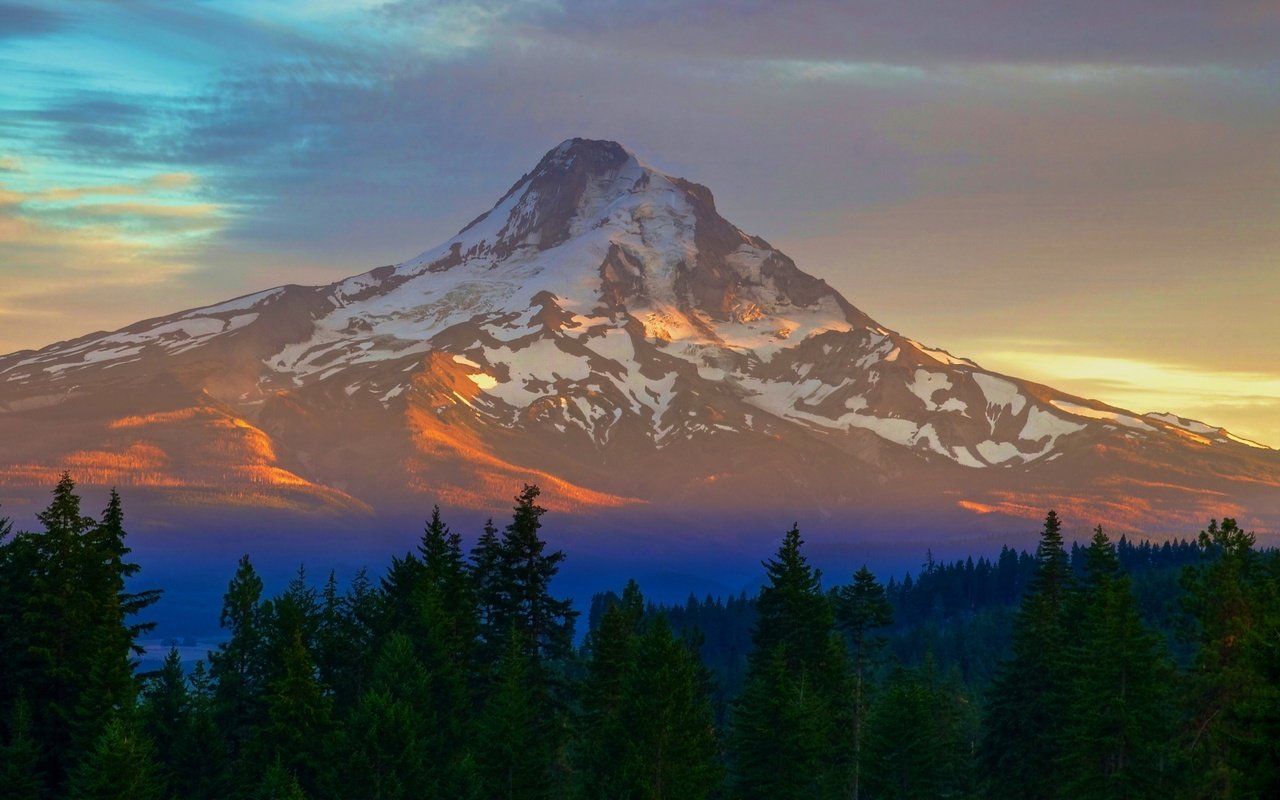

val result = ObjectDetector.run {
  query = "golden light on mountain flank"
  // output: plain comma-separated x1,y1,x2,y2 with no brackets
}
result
958,488,1247,533
1,404,370,514
399,355,645,514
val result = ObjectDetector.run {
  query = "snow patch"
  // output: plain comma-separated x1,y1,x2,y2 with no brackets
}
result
972,373,1027,417
909,369,953,411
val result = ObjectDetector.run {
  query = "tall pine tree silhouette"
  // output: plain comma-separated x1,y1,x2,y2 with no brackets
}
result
980,509,1072,800
730,524,851,800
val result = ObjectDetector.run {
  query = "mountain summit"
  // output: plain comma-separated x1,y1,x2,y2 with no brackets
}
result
1,139,1277,532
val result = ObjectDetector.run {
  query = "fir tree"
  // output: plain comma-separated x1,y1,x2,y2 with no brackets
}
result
351,631,470,799
731,645,829,800
342,687,421,800
1236,547,1280,798
574,581,719,799
0,696,44,800
8,476,158,791
474,635,557,800
472,519,502,616
980,509,1073,800
66,715,164,800
418,505,479,661
139,647,189,793
343,634,433,798
1059,527,1176,799
315,568,377,714
94,490,161,657
730,524,851,800
619,614,721,800
1180,518,1270,797
252,628,334,798
374,506,477,788
575,580,646,798
256,757,308,800
862,661,973,800
181,659,232,800
493,485,578,664
835,564,894,800
209,554,268,765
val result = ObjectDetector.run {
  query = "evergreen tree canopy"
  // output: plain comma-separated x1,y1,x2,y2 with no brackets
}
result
491,485,578,664
730,524,851,800
834,564,894,800
0,475,158,792
66,715,163,800
209,554,267,764
1059,527,1176,800
980,509,1074,800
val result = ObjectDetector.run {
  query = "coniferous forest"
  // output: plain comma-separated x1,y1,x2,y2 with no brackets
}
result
2,475,1279,799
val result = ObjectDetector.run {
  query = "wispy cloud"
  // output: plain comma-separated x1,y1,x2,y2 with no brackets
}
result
0,2,69,41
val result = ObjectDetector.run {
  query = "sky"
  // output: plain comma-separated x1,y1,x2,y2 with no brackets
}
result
1,0,1277,445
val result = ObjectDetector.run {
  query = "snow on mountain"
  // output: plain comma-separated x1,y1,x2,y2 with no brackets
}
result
1,138,1277,531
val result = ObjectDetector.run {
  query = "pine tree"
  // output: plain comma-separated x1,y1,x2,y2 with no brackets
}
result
980,509,1073,800
1180,518,1271,797
342,688,421,800
66,715,164,800
1059,527,1176,799
24,475,103,780
730,524,851,800
94,490,162,657
575,580,646,798
835,564,894,800
252,627,334,798
263,566,320,679
731,645,829,800
1236,547,1280,798
342,634,431,800
139,647,189,794
209,554,267,764
8,476,158,791
0,508,29,720
620,615,721,800
862,661,973,800
373,506,477,789
493,485,578,664
174,658,232,800
256,757,308,800
418,505,478,662
316,568,377,713
474,635,557,800
471,517,506,673
0,696,44,800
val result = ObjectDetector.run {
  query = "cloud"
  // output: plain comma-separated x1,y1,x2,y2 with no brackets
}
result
490,0,1280,70
0,169,226,349
35,172,198,200
0,3,68,40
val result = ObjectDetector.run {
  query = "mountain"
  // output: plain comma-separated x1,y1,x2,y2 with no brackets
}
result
1,138,1277,535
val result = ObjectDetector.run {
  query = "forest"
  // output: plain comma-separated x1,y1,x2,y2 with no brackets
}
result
1,474,1278,799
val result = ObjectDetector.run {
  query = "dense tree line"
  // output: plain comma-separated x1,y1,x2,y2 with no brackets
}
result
2,475,1278,798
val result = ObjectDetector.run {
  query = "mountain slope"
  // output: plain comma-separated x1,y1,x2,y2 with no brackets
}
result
2,139,1277,532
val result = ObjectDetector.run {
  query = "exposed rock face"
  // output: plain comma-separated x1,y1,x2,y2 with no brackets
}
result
1,138,1277,533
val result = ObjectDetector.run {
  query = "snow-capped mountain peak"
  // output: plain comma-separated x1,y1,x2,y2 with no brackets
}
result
1,139,1276,530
